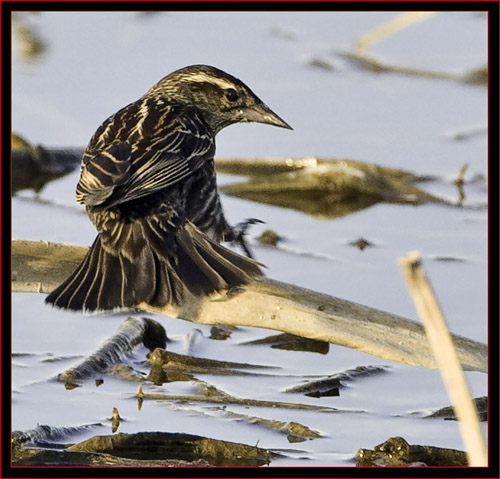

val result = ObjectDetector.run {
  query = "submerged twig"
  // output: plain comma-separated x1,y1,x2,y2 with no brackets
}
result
285,365,389,397
222,410,321,442
136,387,339,412
454,163,469,205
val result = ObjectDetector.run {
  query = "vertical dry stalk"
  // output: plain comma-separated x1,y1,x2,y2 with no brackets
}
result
398,250,487,467
354,12,436,53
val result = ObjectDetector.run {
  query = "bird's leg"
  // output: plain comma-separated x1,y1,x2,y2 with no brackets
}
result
224,218,264,258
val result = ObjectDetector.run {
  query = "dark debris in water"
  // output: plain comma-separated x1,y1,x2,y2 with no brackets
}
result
285,365,389,398
145,347,277,385
433,255,466,263
12,447,211,467
256,229,286,247
223,410,321,443
243,332,329,355
109,363,148,383
462,65,488,85
423,396,487,422
67,431,275,466
209,325,238,340
307,57,336,71
446,126,487,142
12,135,83,195
348,237,375,251
355,436,467,467
269,26,298,41
13,430,275,467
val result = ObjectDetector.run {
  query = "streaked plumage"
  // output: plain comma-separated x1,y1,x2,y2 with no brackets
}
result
45,65,292,311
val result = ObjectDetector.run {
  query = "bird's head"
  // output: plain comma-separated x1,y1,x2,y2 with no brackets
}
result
146,65,292,134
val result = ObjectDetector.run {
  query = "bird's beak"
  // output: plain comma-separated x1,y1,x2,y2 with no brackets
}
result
243,102,293,130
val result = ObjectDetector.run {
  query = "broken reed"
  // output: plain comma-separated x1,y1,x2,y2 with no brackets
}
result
398,250,487,467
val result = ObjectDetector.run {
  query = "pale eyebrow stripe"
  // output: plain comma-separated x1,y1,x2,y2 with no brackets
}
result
184,72,235,90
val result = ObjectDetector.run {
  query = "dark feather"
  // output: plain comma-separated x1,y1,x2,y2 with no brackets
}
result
46,221,262,312
76,100,215,208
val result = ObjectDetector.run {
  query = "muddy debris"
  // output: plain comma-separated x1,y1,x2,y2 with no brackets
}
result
67,431,276,466
147,347,276,379
356,436,468,466
209,325,238,340
146,347,171,385
243,332,329,355
446,125,487,142
13,430,275,467
223,410,321,443
423,396,487,422
433,255,467,263
194,382,233,399
462,65,488,85
256,229,285,247
307,57,336,71
109,364,147,383
285,365,389,398
12,447,211,467
12,136,83,194
348,238,374,251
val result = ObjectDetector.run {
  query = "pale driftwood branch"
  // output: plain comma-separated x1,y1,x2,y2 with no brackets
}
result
13,240,487,373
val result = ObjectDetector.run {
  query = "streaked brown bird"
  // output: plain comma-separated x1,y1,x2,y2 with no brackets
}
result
45,65,292,311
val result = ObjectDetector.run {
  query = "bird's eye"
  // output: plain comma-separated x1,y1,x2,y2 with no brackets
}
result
224,88,239,102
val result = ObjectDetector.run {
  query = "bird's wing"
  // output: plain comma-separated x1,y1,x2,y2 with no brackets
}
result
75,98,215,207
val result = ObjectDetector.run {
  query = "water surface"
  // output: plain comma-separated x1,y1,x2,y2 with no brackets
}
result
12,11,488,466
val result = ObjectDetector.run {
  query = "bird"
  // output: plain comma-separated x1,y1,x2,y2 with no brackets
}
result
45,64,292,312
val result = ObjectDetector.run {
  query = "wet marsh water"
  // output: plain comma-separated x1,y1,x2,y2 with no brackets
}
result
12,12,488,466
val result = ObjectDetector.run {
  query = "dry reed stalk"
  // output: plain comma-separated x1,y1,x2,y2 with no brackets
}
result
398,250,487,467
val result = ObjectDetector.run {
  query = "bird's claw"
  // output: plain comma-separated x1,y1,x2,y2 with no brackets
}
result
230,218,265,258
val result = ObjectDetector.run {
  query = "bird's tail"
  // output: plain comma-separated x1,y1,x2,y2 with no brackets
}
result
45,221,263,312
